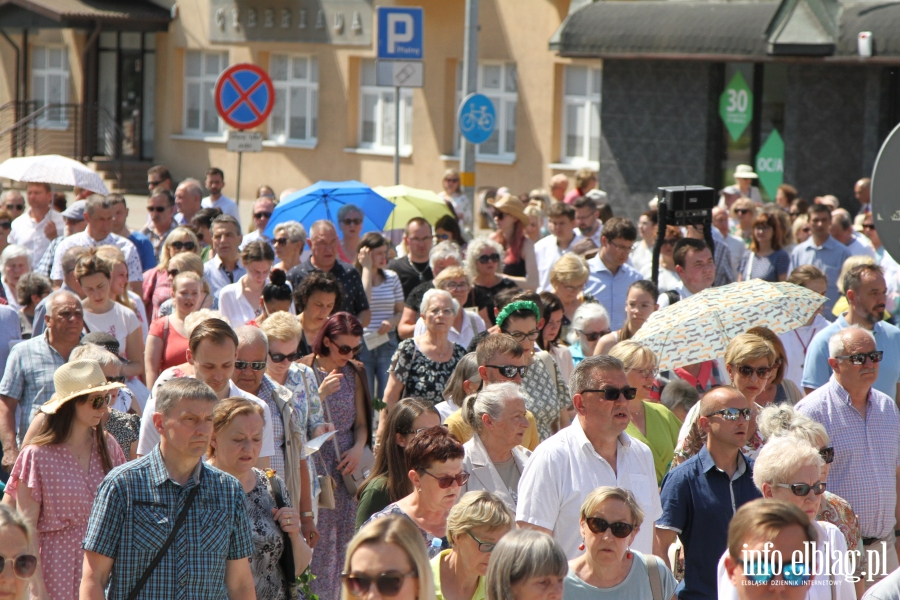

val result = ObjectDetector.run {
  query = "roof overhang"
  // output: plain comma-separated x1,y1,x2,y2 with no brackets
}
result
0,0,171,31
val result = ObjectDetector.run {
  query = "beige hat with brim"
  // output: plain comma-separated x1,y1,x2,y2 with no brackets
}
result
40,359,126,415
487,194,530,228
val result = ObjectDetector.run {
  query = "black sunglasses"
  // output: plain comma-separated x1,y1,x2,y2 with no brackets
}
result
835,351,884,365
577,328,611,343
147,179,163,187
477,253,501,264
269,350,302,363
863,224,877,231
585,517,635,538
341,218,363,226
341,571,417,597
254,211,272,220
329,339,363,356
775,482,826,497
235,360,267,371
734,365,773,379
705,407,752,421
419,469,470,488
581,386,638,401
147,205,169,213
819,446,835,464
169,241,196,251
486,364,528,379
5,204,24,211
167,269,180,278
734,208,753,215
273,237,291,246
0,554,37,579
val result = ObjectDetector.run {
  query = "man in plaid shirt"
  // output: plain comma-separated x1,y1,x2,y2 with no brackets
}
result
80,378,256,600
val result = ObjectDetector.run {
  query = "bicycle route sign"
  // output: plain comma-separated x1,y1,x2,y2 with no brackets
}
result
215,63,275,130
458,93,495,145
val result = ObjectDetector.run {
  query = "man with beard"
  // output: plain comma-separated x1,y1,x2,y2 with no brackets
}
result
802,263,900,400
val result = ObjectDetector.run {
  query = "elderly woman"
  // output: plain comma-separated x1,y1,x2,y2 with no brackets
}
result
459,382,531,512
485,529,567,600
219,240,275,327
366,426,466,558
568,302,610,365
595,280,658,356
537,292,574,384
0,245,30,310
746,326,803,405
343,515,437,600
436,353,482,422
356,398,440,530
0,208,12,257
295,271,342,356
142,226,201,320
338,203,364,263
0,505,36,600
609,342,681,484
399,241,465,339
549,253,592,333
639,225,683,293
383,289,467,415
272,221,307,273
565,487,676,599
415,267,486,350
730,198,758,246
716,437,855,600
15,271,51,339
432,492,513,600
466,237,519,326
738,213,790,283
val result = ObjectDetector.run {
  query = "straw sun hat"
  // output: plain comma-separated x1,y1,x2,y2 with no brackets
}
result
40,360,125,415
487,194,530,228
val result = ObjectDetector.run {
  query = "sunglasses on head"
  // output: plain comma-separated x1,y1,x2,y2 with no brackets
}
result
581,386,638,401
585,517,635,538
273,237,291,246
734,365,773,379
81,393,113,410
706,407,752,421
477,253,501,264
147,205,168,213
819,446,834,464
577,328,611,343
341,571,417,597
170,241,196,251
486,364,528,379
254,211,272,220
743,560,811,586
0,554,37,579
776,482,826,497
836,351,883,365
235,360,267,371
269,350,302,363
6,203,23,211
329,339,363,356
341,218,363,226
419,469,470,488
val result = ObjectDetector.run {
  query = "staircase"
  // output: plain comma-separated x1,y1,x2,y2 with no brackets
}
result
87,159,153,194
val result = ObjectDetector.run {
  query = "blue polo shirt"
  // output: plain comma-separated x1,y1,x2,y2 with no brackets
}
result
584,255,643,331
789,235,851,318
657,446,761,600
801,314,900,400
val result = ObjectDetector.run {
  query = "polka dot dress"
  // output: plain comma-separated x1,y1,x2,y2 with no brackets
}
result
7,436,126,600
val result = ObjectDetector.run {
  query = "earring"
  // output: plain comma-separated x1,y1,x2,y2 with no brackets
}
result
626,550,633,559
417,487,422,493
578,542,585,551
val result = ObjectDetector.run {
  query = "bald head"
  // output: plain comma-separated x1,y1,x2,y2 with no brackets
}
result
699,386,748,417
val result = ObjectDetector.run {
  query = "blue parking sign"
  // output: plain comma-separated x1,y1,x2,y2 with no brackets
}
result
377,7,424,60
458,93,496,145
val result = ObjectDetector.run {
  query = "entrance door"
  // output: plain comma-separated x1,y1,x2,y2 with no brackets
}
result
119,49,142,157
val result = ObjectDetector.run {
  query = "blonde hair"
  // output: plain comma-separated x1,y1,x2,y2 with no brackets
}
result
433,266,470,289
184,309,230,336
730,197,757,218
837,255,875,294
343,516,436,600
549,253,590,289
728,499,817,561
260,311,302,342
172,270,203,292
159,227,201,270
608,340,658,371
95,245,138,313
724,333,775,368
446,491,513,547
168,252,205,276
580,486,645,529
524,203,544,221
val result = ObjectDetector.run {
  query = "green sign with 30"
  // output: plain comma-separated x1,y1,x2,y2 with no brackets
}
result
719,72,753,142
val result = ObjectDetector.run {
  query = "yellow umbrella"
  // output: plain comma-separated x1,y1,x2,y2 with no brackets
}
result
374,185,455,230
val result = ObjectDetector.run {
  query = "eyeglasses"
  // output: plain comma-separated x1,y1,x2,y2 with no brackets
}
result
493,211,507,221
169,241,196,251
0,221,11,230
330,339,363,356
81,393,113,410
477,253,501,264
273,237,292,246
269,350,302,363
734,209,753,215
627,367,659,379
0,554,38,579
254,211,272,220
819,446,834,464
148,179,163,187
5,204,23,211
106,376,127,384
235,360,267,371
419,469,470,488
445,178,460,183
502,329,540,342
342,571,417,597
441,281,470,292
577,329,611,343
581,386,638,401
733,365,774,379
775,482,827,497
434,233,451,242
147,205,169,213
467,530,497,552
705,407,752,421
407,236,432,244
341,218,363,226
835,351,883,365
486,364,528,379
608,241,635,253
742,560,811,586
585,517,635,538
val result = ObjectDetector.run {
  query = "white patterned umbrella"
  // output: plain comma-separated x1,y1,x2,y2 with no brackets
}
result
0,154,109,195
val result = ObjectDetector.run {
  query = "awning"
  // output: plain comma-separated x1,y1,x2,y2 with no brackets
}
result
0,0,171,30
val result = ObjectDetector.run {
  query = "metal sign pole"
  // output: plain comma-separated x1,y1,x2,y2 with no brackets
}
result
236,144,243,205
394,85,401,185
460,0,479,233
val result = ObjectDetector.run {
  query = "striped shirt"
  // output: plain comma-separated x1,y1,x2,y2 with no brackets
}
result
795,375,900,539
50,231,143,282
0,331,66,444
363,269,404,336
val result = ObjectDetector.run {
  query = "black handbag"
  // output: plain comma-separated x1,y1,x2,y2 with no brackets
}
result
266,470,298,599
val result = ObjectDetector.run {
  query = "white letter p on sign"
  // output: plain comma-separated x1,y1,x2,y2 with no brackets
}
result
387,13,414,53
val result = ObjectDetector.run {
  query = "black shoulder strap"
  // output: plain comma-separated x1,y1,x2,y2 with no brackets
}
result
125,482,201,600
665,290,680,305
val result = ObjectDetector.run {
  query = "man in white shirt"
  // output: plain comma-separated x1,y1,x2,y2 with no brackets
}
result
201,167,240,221
831,208,875,259
535,202,582,292
240,196,276,251
516,355,661,559
9,182,64,265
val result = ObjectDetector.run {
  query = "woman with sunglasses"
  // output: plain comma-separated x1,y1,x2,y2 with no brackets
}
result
294,271,342,356
485,529,567,600
357,398,441,531
745,327,803,406
567,302,610,366
438,168,467,228
716,437,855,600
465,237,518,327
0,505,36,600
434,214,467,250
219,240,276,327
639,225,683,293
486,195,538,292
343,515,437,600
272,221,307,274
414,267,487,351
737,213,789,283
300,312,374,599
792,214,812,245
145,271,204,388
730,198,758,247
141,226,201,321
565,487,676,599
537,292,574,386
338,204,365,264
432,492,513,600
594,280,659,357
365,427,466,559
0,207,12,259
3,360,125,600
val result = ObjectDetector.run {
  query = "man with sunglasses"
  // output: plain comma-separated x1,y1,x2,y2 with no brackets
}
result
584,218,642,331
655,386,762,600
516,355,661,559
240,196,277,252
2,189,25,221
797,327,900,586
142,188,178,260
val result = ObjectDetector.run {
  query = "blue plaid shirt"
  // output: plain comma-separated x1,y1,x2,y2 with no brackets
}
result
0,331,66,444
82,447,253,600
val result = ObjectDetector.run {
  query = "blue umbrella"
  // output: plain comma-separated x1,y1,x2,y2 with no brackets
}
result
263,180,395,239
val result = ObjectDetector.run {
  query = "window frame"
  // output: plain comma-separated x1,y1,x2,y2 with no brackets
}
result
31,44,70,130
560,65,602,168
183,50,229,137
357,59,413,154
267,54,319,147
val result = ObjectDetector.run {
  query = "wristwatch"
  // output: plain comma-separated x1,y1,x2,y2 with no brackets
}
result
300,511,315,519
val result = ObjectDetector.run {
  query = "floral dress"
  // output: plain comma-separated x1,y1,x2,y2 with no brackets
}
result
522,353,571,441
365,503,450,559
388,338,467,406
282,362,327,496
245,469,293,600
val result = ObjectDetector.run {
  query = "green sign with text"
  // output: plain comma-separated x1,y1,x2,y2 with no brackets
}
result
719,72,753,142
756,129,785,198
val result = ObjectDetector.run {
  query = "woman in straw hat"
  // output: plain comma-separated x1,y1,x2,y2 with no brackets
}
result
2,360,126,600
487,195,538,292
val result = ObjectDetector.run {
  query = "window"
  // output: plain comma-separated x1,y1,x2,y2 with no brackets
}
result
184,51,228,135
358,59,412,152
269,55,318,144
561,65,601,166
31,45,69,128
455,62,518,161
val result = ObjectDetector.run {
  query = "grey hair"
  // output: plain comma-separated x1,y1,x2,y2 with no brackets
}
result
420,288,460,317
757,404,829,446
46,289,82,314
570,355,625,395
484,530,568,600
827,325,875,358
567,302,610,346
429,241,463,271
0,244,31,271
156,378,217,416
660,379,700,414
85,194,112,216
236,325,269,354
69,343,122,369
463,382,522,433
443,353,482,405
464,236,504,281
752,436,823,492
309,219,336,238
177,178,203,199
337,204,363,222
274,221,307,246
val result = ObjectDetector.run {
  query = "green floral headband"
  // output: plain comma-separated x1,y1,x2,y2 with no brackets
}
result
496,300,541,328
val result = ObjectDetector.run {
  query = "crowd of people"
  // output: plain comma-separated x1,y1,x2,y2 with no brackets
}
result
0,163,898,600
